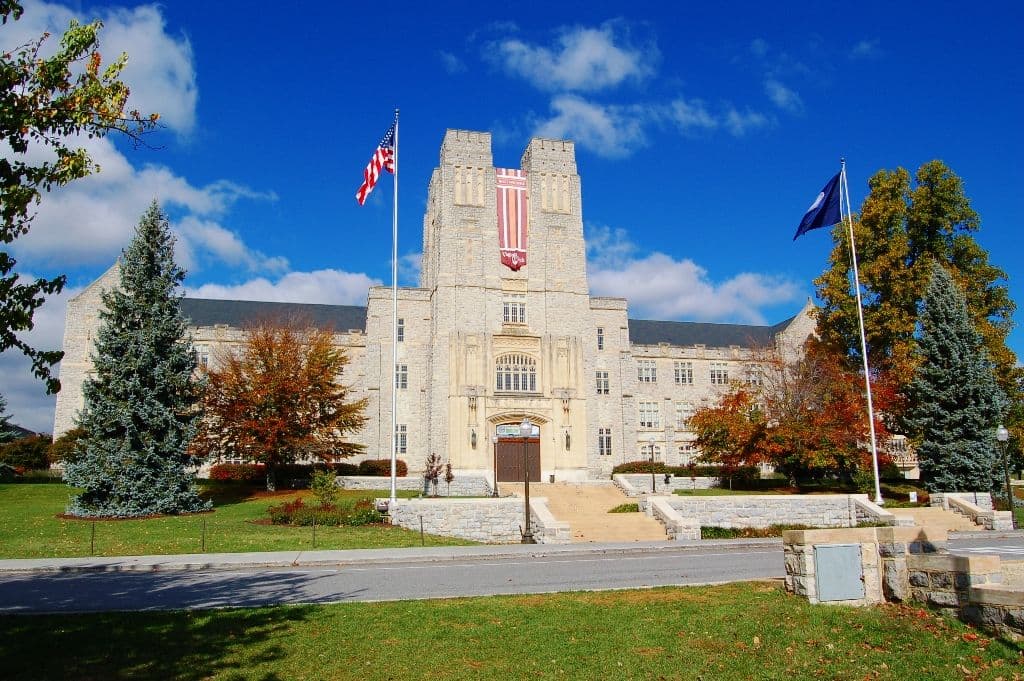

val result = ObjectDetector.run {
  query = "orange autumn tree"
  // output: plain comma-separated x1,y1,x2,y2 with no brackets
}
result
690,340,899,486
192,319,367,491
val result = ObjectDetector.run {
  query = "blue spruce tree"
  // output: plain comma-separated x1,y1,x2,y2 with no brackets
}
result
65,202,208,516
0,393,14,444
906,263,1004,492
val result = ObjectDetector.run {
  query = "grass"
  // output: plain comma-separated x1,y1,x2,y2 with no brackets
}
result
608,502,639,513
0,482,473,558
674,487,789,496
1,582,1021,680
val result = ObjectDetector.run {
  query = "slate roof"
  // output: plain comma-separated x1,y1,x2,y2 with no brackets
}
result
627,315,796,349
180,298,367,332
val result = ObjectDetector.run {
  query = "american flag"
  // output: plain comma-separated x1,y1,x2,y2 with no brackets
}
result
355,122,396,205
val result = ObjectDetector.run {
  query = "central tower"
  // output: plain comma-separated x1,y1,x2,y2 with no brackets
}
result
420,130,592,480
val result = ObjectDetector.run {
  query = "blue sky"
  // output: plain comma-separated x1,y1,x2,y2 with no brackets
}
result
3,0,1022,430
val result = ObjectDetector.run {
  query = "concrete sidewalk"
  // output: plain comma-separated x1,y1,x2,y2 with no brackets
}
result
0,539,782,574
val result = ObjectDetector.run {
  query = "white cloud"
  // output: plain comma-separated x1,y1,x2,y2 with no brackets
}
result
438,50,466,74
586,227,800,324
4,1,197,136
175,216,288,275
187,269,382,306
850,39,882,59
749,38,769,58
491,21,657,92
534,95,648,157
0,280,81,434
723,107,771,136
399,252,422,286
668,97,719,133
764,79,803,114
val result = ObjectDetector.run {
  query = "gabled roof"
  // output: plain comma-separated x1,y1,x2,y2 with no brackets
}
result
180,298,367,332
627,315,796,349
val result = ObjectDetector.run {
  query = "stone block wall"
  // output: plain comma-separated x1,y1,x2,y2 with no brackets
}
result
665,493,865,529
783,528,883,605
931,492,1012,530
338,475,492,497
904,554,1003,609
385,496,569,544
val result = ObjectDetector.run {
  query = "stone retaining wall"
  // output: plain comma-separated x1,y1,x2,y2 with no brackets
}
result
613,474,718,496
339,475,492,497
931,492,1012,530
384,497,569,544
664,493,869,529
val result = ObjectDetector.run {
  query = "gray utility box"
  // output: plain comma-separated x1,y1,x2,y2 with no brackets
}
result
814,544,865,602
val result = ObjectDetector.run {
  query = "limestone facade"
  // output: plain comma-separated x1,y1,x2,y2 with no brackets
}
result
54,129,815,480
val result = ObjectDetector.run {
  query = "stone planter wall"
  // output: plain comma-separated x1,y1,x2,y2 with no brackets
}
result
339,475,492,497
384,497,569,544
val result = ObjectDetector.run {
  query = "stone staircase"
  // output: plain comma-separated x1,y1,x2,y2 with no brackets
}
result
889,506,982,532
498,482,668,542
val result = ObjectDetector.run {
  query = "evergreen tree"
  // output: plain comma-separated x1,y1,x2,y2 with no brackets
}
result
64,202,207,517
905,263,1004,492
0,393,14,444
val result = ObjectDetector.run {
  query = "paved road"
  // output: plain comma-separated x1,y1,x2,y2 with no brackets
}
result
0,544,782,613
4,534,1024,614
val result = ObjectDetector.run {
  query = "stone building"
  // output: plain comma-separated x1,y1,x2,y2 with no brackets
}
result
54,129,816,481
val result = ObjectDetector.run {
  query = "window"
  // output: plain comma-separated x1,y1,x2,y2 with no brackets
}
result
394,424,407,454
503,296,526,324
637,360,657,383
495,353,537,393
639,401,660,429
678,443,697,465
396,318,404,342
194,345,209,369
673,361,693,385
675,402,694,430
395,364,408,389
597,327,604,350
595,370,609,395
640,443,662,461
745,366,762,386
598,428,612,456
710,362,730,385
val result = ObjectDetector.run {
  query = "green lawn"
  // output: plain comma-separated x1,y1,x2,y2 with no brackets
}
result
1,582,1020,680
674,487,788,496
0,482,473,558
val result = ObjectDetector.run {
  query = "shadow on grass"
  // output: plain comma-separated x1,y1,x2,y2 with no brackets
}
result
0,569,365,680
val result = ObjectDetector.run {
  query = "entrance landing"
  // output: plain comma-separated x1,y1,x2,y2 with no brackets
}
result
498,482,668,543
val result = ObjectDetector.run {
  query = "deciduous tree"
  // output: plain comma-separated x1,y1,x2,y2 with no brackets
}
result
905,264,1004,492
1,0,157,392
64,203,206,517
814,161,1019,421
191,321,367,491
690,341,896,485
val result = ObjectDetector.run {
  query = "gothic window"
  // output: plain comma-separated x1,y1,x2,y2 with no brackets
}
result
673,361,693,385
495,353,537,393
597,327,604,350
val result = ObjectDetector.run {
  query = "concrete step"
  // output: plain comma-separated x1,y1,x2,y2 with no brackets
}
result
499,482,668,542
890,507,981,531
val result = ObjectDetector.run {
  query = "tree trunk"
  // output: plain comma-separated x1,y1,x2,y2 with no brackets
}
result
266,464,277,492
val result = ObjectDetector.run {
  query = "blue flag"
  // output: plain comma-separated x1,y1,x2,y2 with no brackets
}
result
793,172,842,240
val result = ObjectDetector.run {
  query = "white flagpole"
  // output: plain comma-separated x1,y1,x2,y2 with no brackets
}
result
840,158,883,505
390,109,399,506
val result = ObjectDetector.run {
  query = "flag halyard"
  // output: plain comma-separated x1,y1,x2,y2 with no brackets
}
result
356,122,396,205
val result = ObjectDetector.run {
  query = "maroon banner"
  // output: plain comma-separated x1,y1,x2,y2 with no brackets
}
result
496,168,528,271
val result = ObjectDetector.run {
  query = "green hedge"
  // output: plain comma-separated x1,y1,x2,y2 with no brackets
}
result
357,459,409,477
611,461,759,480
207,462,364,484
0,435,51,471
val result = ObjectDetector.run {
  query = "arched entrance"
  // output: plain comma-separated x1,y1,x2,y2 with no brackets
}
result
494,422,540,482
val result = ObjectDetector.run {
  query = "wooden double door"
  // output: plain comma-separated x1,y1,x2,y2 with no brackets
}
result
495,437,541,482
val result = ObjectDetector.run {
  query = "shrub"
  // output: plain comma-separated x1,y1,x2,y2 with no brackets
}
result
266,497,382,526
208,462,363,485
358,458,408,477
609,503,639,513
208,463,265,482
0,435,52,471
701,524,813,539
611,461,758,479
49,427,87,464
310,469,340,507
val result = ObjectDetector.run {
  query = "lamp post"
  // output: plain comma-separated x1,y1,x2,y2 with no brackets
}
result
648,436,656,493
520,417,535,543
491,434,499,498
998,424,1014,529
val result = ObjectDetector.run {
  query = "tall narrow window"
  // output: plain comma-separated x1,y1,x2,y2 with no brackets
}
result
639,401,660,429
640,443,662,461
396,318,405,342
495,353,537,393
710,362,730,385
673,361,693,385
194,345,209,369
678,443,697,465
394,424,407,454
596,327,604,350
395,364,408,389
598,428,612,456
675,402,694,430
637,360,657,383
595,370,610,395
